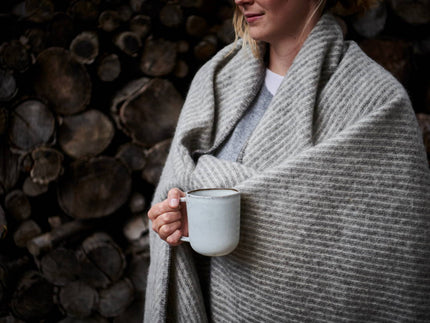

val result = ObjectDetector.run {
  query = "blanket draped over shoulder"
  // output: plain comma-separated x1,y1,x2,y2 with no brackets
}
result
144,13,430,323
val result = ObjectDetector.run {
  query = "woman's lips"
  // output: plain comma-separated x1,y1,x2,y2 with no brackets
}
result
245,13,264,23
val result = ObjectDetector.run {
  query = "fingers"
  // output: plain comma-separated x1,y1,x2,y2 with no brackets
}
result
147,188,184,221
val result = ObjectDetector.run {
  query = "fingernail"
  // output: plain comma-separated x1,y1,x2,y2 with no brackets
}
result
169,198,179,207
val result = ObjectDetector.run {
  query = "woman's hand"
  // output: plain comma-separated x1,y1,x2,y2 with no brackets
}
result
147,188,188,246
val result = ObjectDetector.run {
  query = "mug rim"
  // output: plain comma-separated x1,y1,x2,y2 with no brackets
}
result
187,188,240,198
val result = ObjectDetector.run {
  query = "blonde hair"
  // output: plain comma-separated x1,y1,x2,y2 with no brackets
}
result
232,0,381,59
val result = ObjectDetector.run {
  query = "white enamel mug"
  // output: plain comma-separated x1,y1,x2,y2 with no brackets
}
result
179,188,240,257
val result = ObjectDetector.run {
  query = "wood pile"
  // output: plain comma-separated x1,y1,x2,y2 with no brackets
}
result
0,0,428,321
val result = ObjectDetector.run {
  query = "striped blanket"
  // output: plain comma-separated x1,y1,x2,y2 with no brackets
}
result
144,13,430,322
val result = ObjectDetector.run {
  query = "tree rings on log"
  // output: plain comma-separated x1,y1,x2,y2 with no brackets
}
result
70,32,99,65
388,0,430,25
114,32,142,57
129,15,151,39
98,10,121,32
0,69,17,102
5,190,31,222
0,40,31,73
115,142,146,171
141,138,172,185
13,220,41,248
58,109,115,159
58,281,98,318
97,279,134,317
33,47,91,115
57,157,131,219
30,147,64,185
77,233,126,289
116,79,182,147
40,248,80,286
140,38,177,76
160,3,183,28
9,99,55,151
10,271,54,321
22,176,49,197
97,54,121,82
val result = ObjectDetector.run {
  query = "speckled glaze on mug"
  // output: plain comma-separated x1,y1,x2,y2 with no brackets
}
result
180,188,240,256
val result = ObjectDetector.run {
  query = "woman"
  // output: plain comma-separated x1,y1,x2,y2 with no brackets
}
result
146,0,430,322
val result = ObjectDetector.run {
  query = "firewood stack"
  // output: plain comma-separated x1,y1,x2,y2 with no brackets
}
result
0,0,428,321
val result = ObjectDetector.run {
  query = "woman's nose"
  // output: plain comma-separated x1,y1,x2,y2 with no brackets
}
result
235,0,252,5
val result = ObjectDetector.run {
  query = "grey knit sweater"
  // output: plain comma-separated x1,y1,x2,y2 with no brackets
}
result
144,13,430,322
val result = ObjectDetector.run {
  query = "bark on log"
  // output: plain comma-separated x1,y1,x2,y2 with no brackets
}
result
27,220,96,256
22,177,49,197
33,47,91,115
129,15,151,39
77,232,126,289
97,54,121,82
159,3,183,28
5,190,31,222
30,147,64,185
13,220,41,248
115,142,146,171
140,38,177,76
70,32,99,65
0,41,30,73
351,1,387,38
141,138,172,185
8,99,55,151
57,157,132,219
98,10,121,32
10,271,54,321
40,248,81,286
57,281,98,318
97,279,134,317
0,70,17,102
58,109,115,159
388,0,430,24
0,142,20,195
116,79,182,147
114,31,142,57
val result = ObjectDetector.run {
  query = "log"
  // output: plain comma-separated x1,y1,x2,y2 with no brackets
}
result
359,39,411,84
30,147,64,185
77,232,126,288
141,138,172,185
70,32,99,65
351,1,387,38
48,13,74,48
128,192,146,214
27,220,95,256
174,59,189,78
57,157,132,219
57,281,98,318
179,0,203,8
176,40,190,54
123,215,148,242
186,15,208,38
67,0,99,22
114,31,142,57
40,248,81,286
22,177,49,197
129,15,151,39
24,0,55,23
13,220,41,248
112,296,144,323
97,279,134,317
416,113,430,153
0,256,32,294
0,205,6,239
0,70,17,102
0,40,30,73
115,142,146,171
0,107,7,135
97,54,121,82
126,254,149,293
194,34,218,61
116,5,133,22
215,19,235,44
22,28,47,54
140,38,177,76
0,142,20,195
116,79,182,147
5,190,31,222
388,0,430,25
33,47,91,115
0,315,25,323
98,10,121,32
159,2,183,28
59,316,109,323
8,99,55,151
10,271,54,321
58,109,115,159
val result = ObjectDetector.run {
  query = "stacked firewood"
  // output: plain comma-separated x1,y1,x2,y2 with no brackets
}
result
0,0,428,321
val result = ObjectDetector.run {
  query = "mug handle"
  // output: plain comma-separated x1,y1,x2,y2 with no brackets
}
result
179,197,189,242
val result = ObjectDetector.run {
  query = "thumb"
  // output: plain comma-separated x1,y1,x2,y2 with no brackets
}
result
168,188,183,208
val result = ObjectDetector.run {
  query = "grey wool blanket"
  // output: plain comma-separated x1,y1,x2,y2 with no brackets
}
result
144,13,430,322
